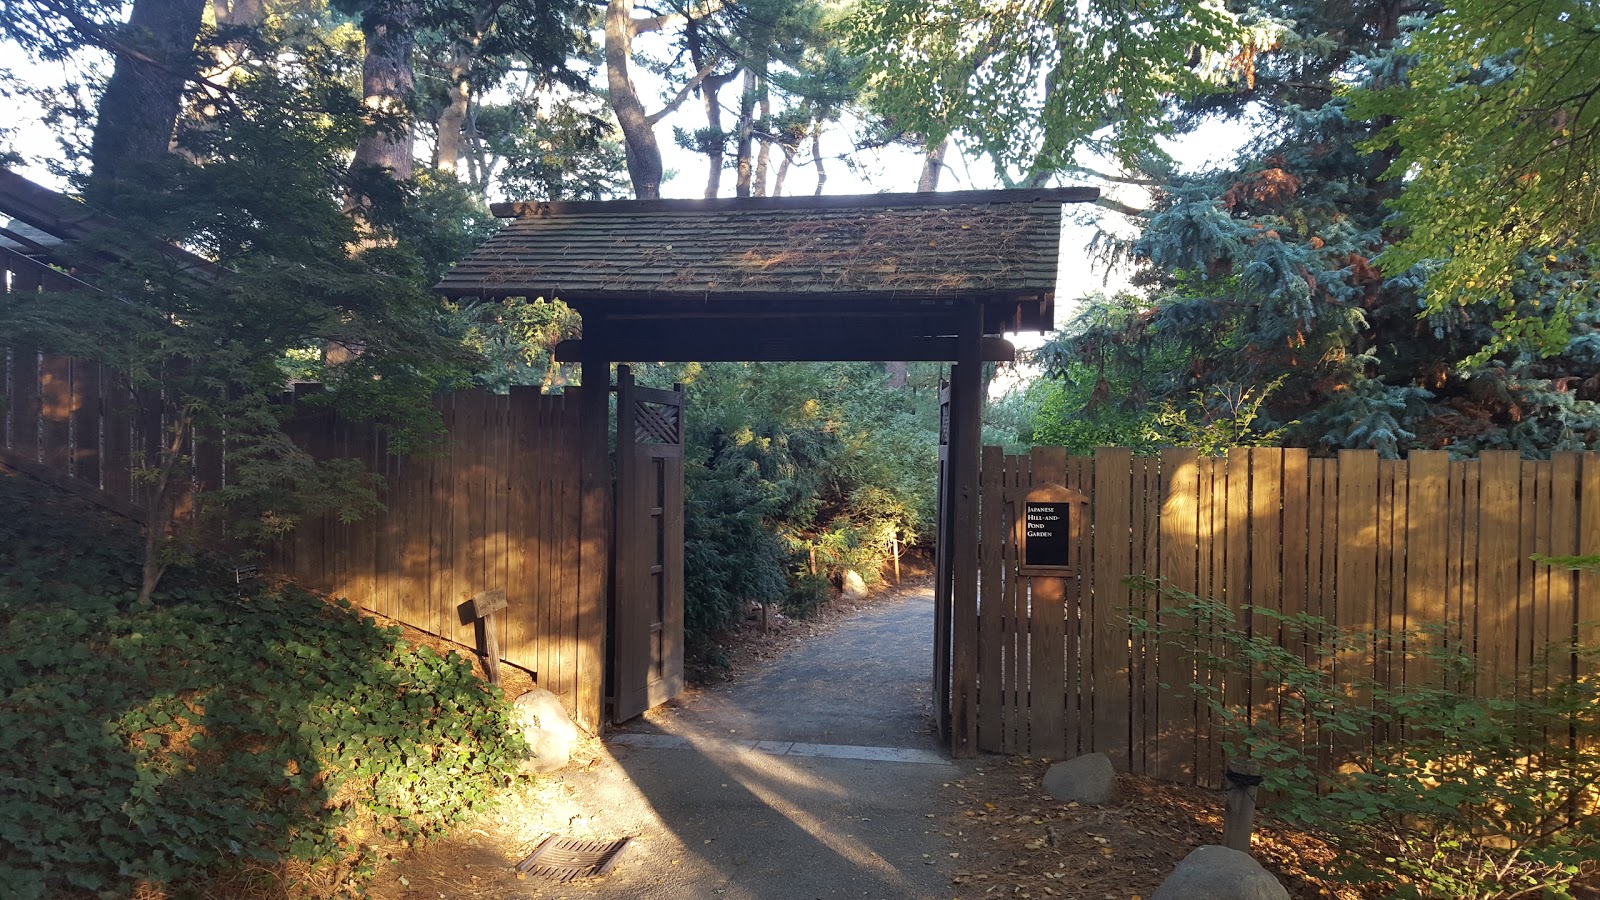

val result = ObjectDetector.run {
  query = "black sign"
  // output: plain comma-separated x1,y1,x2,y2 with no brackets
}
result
1023,502,1071,569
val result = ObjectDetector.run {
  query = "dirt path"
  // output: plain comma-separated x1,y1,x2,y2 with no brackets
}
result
372,586,965,900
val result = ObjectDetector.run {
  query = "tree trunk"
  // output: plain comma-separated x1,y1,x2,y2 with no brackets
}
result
885,138,952,387
772,142,795,196
700,70,736,198
886,360,909,388
753,76,771,197
734,67,756,198
918,135,951,192
351,0,416,179
435,55,471,174
605,0,663,199
812,127,825,195
89,0,209,185
137,406,194,604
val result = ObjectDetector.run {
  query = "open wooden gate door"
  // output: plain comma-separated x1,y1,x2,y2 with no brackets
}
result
612,365,686,722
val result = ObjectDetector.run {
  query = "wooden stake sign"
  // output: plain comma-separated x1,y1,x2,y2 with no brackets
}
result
1019,482,1087,576
466,588,508,687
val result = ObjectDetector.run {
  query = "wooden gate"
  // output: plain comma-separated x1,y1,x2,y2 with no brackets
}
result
612,365,686,722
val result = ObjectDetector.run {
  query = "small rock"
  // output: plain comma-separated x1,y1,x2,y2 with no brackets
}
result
1151,845,1290,900
512,687,580,774
1042,752,1117,805
841,570,868,600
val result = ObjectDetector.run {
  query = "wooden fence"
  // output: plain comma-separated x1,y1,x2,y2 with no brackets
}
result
1,345,165,521
1,335,602,725
977,446,1600,785
272,388,597,723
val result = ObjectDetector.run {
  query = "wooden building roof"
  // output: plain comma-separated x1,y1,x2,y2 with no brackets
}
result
0,168,221,288
435,188,1098,361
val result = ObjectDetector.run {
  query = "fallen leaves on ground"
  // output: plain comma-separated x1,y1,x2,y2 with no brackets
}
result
940,757,1357,900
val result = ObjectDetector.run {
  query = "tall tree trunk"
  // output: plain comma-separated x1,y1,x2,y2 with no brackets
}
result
917,135,951,192
812,128,825,195
351,0,416,179
700,70,736,198
89,0,208,185
435,54,471,174
605,0,663,199
734,67,756,198
753,76,771,197
772,142,795,196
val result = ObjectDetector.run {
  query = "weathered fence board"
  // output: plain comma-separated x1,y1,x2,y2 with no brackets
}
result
272,388,591,723
975,447,1600,785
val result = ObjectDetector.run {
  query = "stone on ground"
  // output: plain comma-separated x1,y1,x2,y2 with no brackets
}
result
1042,752,1117,804
512,687,580,774
1151,845,1290,900
841,570,868,600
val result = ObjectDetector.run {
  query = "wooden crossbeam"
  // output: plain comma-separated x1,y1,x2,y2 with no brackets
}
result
554,335,1015,364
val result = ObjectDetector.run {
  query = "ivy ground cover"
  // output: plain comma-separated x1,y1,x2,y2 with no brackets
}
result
0,471,528,897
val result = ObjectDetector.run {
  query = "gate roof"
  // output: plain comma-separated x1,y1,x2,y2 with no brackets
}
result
434,187,1098,362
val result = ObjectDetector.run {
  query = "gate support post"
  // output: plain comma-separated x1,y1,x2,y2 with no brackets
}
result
575,317,610,734
949,300,983,758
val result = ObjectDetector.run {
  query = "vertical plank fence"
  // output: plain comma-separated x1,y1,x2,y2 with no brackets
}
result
273,387,594,725
1,323,600,726
975,446,1600,785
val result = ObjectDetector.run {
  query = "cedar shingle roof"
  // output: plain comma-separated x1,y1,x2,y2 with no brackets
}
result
435,188,1097,307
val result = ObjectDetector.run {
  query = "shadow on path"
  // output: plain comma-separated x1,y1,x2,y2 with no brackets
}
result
371,586,966,900
546,586,960,900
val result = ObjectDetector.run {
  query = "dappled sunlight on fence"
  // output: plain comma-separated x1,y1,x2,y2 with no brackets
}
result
975,446,1600,786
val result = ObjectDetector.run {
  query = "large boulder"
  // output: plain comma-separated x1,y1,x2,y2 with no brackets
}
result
1042,752,1117,805
512,688,581,774
841,570,869,600
1151,845,1290,900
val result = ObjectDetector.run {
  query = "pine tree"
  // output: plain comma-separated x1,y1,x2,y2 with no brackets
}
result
1035,0,1600,457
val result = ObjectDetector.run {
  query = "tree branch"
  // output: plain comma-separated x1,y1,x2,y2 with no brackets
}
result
1096,195,1148,218
645,54,722,125
635,0,727,34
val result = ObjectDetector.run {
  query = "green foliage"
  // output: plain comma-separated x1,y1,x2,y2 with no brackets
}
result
0,45,477,595
0,473,526,897
450,296,580,393
1026,376,1160,455
847,0,1244,175
1031,2,1600,458
1129,576,1600,899
1353,3,1600,358
640,361,939,644
1027,295,1292,454
782,573,832,619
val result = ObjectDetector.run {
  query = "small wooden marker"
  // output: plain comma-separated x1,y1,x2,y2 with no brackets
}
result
467,588,508,687
1222,756,1262,852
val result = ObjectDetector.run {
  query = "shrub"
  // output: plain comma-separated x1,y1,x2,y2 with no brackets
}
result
1129,576,1600,899
782,573,833,619
0,473,526,897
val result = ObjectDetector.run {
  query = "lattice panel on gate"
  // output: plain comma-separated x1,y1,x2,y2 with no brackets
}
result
633,401,681,446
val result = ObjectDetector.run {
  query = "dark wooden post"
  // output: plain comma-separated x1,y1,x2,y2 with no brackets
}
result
949,300,983,758
576,312,611,734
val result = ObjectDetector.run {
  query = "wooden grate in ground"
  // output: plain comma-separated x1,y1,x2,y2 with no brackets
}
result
514,835,631,883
